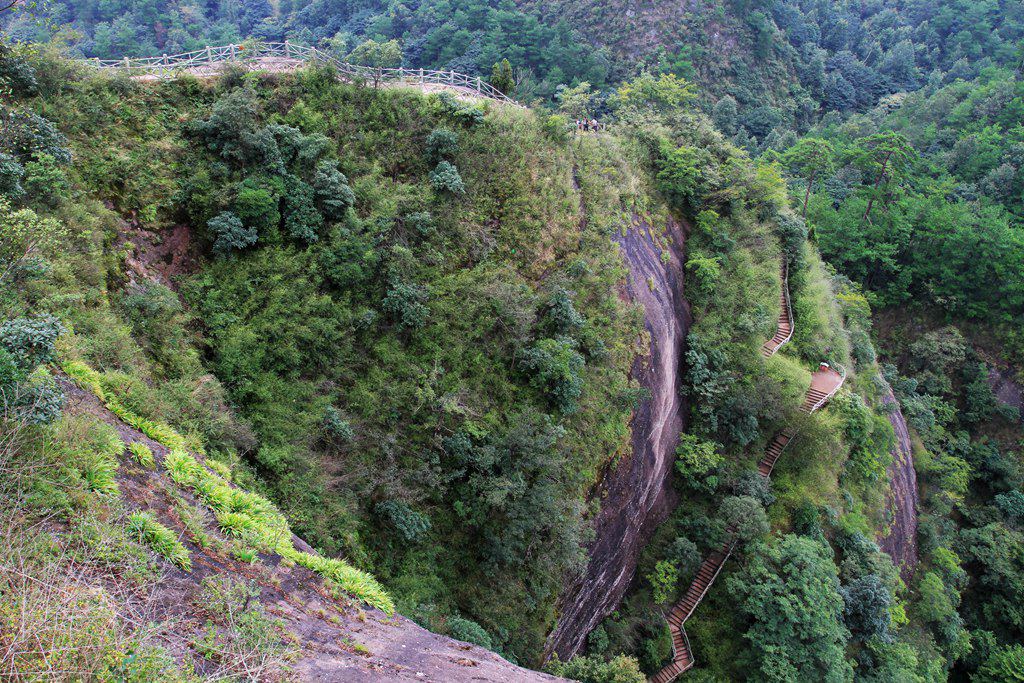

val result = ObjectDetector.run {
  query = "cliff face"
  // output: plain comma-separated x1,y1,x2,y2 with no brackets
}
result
878,387,920,580
545,213,690,660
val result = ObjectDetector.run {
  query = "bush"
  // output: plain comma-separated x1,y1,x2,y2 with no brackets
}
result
0,315,63,371
232,180,280,236
312,161,355,219
209,211,257,255
719,495,769,544
0,152,25,199
282,175,323,243
375,500,432,542
647,559,679,604
322,406,355,443
545,654,646,683
381,278,430,329
674,434,723,492
447,615,494,650
518,337,585,414
426,128,460,162
429,161,466,196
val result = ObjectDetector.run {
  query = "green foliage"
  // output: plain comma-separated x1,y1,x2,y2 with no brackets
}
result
674,434,723,493
647,559,679,605
126,511,192,571
312,162,355,219
447,615,494,650
429,160,466,196
346,39,402,87
975,644,1024,683
426,128,459,162
490,59,515,95
719,495,769,545
209,211,257,255
282,175,323,243
375,500,432,542
518,337,585,414
727,535,852,682
545,654,646,683
0,314,63,370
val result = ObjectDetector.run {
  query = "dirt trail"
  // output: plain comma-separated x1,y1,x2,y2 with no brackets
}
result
545,212,690,661
878,386,919,580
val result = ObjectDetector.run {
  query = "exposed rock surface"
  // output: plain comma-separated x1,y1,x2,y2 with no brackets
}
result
988,365,1024,419
61,380,567,683
545,212,690,661
878,386,919,580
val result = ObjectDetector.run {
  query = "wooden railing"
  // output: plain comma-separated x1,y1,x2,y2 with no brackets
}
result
80,41,524,108
761,260,793,358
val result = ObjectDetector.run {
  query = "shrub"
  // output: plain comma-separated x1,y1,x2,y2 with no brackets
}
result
674,434,723,492
282,175,323,242
128,442,155,468
647,559,679,604
209,211,257,255
518,337,585,414
126,511,192,571
22,153,70,207
232,180,280,236
545,654,646,683
0,315,63,371
447,615,494,650
381,278,430,329
426,128,459,162
312,161,355,219
0,152,25,199
323,405,356,444
375,500,432,542
719,495,769,544
543,287,585,335
429,161,466,196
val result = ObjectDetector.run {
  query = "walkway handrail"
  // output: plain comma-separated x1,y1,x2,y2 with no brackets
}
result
807,363,846,414
79,41,524,108
778,260,794,349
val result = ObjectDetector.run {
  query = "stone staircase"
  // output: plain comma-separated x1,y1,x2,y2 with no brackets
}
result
648,258,846,683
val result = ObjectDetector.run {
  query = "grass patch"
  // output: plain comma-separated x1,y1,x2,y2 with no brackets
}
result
128,441,155,468
63,357,395,614
126,511,192,571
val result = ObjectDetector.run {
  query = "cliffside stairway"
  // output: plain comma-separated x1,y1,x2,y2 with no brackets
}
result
760,261,793,358
650,260,845,683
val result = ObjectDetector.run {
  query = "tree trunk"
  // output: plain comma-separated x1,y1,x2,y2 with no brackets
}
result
803,169,817,218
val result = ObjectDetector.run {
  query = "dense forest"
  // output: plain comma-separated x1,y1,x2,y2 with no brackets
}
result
2,0,1024,681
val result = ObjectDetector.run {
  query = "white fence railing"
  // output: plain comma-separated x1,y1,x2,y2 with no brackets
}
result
80,42,524,108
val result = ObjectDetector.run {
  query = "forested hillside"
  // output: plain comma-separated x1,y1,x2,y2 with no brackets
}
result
3,0,1024,682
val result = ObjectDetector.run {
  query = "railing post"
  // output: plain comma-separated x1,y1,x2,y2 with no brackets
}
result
284,40,290,58
476,76,481,92
229,44,236,61
205,45,212,63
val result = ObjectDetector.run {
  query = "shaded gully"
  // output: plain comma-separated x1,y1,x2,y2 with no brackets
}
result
544,210,691,661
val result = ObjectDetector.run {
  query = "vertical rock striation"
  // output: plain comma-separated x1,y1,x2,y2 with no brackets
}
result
545,213,690,661
879,386,920,580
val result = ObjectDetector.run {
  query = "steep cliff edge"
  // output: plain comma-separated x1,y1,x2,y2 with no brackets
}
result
878,386,919,580
545,212,690,660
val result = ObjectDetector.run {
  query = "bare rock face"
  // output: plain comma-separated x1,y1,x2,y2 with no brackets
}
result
544,214,690,661
988,365,1024,418
878,386,920,580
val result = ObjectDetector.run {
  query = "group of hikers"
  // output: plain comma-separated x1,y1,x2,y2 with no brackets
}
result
574,118,602,132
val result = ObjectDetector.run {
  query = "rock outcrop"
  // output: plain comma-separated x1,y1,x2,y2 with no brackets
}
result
878,386,919,580
545,213,690,661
